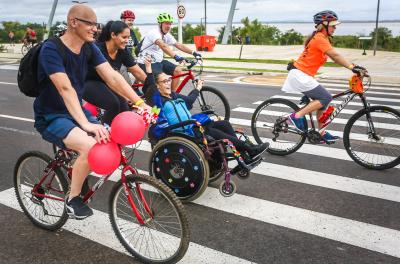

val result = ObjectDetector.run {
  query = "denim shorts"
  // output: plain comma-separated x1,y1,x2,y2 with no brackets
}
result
138,60,177,76
34,109,99,149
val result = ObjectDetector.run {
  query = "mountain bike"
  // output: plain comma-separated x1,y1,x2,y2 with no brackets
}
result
134,57,231,120
251,73,400,170
14,110,190,264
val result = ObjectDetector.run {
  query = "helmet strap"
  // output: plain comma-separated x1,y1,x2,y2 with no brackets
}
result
159,23,167,35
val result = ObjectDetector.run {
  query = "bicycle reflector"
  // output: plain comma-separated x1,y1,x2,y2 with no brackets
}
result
349,75,364,93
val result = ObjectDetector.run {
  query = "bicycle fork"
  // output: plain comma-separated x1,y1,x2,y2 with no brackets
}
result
121,166,154,225
360,95,380,141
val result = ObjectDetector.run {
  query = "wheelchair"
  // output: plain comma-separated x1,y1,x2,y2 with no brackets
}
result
148,113,263,202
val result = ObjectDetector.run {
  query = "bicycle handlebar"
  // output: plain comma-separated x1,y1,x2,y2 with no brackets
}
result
184,58,202,70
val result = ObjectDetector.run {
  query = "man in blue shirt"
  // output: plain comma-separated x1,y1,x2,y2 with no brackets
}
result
34,4,149,219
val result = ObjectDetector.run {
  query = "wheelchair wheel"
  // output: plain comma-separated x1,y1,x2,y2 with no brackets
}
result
149,136,210,202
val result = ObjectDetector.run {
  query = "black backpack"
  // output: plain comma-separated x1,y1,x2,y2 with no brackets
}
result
17,37,92,97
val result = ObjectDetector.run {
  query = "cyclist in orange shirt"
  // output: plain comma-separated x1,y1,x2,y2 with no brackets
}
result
282,10,367,143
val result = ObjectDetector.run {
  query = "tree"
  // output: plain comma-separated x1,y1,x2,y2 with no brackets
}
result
370,27,393,50
279,29,304,45
170,23,205,44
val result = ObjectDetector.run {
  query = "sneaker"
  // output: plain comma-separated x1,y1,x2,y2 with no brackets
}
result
288,112,306,132
65,196,93,220
321,131,340,144
248,142,269,160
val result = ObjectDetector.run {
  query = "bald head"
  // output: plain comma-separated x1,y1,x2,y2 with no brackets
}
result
67,4,97,25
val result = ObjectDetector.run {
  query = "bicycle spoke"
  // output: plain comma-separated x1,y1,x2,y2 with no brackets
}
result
111,176,188,262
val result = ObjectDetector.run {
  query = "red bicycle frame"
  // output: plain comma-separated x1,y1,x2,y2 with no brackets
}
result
131,69,195,94
31,145,154,225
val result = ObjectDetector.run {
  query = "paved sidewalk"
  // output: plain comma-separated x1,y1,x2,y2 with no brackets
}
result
181,44,400,84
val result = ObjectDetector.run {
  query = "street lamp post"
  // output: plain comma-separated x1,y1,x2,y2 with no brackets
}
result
230,8,239,44
373,0,380,56
204,0,207,35
200,18,204,36
221,0,238,44
43,0,59,40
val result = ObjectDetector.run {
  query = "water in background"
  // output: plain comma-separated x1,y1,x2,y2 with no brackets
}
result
135,22,400,38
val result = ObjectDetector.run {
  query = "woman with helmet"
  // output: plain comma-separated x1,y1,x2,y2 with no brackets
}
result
136,12,202,92
120,9,140,90
120,9,139,54
282,10,368,144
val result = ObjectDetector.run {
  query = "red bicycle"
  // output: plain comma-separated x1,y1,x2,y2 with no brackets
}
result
14,110,190,263
133,58,231,120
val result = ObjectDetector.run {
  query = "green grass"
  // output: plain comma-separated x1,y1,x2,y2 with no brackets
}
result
195,65,288,73
204,57,340,67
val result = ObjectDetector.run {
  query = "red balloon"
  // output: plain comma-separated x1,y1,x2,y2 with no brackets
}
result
111,111,146,145
83,102,98,117
88,141,121,175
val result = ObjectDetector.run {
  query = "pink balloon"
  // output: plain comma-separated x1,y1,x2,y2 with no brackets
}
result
88,141,121,175
83,102,98,117
111,111,146,145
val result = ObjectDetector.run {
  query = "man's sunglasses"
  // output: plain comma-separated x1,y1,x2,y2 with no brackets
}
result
75,17,100,29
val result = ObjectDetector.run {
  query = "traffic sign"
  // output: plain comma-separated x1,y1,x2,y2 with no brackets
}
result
177,5,186,19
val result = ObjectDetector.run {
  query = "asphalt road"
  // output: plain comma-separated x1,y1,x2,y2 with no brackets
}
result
0,65,400,264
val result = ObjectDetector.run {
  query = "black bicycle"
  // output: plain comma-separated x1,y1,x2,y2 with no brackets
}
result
251,73,400,170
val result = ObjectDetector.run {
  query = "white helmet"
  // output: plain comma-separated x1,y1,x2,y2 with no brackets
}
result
55,24,67,36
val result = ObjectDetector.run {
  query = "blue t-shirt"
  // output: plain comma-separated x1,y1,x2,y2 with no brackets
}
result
33,41,107,115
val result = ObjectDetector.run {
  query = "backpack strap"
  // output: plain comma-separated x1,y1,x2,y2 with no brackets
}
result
49,37,93,66
48,37,67,66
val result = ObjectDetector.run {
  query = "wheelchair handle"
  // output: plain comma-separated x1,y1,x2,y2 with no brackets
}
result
164,119,200,132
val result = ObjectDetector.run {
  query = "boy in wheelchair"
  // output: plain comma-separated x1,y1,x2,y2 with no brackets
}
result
141,57,269,163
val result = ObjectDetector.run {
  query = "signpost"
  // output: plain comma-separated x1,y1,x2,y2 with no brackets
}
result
177,2,185,43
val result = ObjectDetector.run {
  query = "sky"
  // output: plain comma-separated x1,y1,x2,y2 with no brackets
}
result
0,0,398,25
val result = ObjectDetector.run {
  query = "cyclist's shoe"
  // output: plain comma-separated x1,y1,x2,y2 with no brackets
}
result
288,112,306,132
321,131,340,144
248,142,269,160
66,196,93,220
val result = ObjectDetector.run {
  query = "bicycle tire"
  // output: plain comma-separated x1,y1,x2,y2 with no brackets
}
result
109,174,190,264
251,98,307,156
14,151,69,231
196,86,231,120
343,105,400,170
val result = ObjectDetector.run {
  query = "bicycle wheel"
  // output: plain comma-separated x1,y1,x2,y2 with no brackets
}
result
343,106,400,170
251,98,307,155
192,86,230,120
14,151,69,230
109,174,190,264
21,44,29,56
